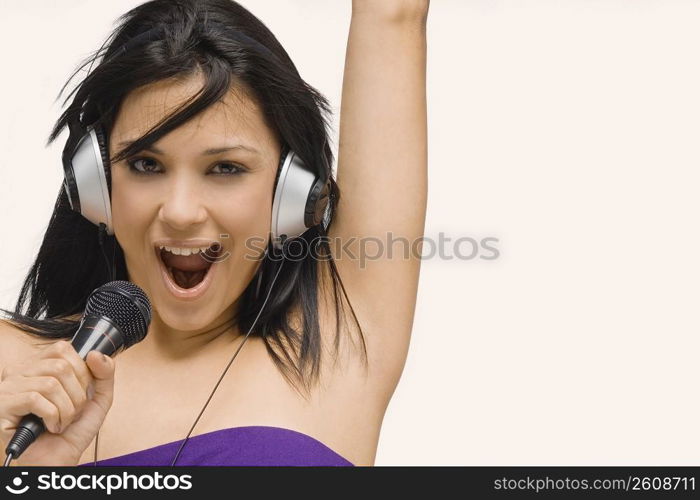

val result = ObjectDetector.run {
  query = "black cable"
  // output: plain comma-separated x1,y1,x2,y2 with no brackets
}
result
4,236,280,467
97,223,116,281
169,248,281,466
90,246,282,466
93,223,112,467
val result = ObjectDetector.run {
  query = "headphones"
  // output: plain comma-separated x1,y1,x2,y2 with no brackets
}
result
50,20,334,469
61,23,332,251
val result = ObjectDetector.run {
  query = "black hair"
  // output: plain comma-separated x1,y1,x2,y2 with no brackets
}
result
0,0,367,397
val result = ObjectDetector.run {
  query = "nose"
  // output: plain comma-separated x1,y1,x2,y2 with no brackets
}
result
157,174,208,231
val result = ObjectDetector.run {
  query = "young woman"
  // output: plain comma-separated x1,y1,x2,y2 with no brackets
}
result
0,0,428,466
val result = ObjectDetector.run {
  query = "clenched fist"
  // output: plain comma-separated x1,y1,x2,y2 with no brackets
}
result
0,340,115,466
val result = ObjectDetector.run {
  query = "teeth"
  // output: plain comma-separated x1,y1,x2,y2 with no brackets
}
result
158,245,212,256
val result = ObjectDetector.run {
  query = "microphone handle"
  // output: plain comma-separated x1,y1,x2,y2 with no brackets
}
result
4,315,125,461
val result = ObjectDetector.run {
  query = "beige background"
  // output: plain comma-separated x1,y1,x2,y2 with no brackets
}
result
1,0,699,465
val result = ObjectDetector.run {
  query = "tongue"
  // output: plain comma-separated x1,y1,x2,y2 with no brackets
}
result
160,250,212,272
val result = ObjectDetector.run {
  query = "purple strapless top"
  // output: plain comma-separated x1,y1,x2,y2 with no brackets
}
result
78,426,353,466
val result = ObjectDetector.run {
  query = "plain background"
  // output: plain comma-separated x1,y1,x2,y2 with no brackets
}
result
1,0,699,465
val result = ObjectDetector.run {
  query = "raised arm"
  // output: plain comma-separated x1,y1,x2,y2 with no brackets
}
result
327,1,429,390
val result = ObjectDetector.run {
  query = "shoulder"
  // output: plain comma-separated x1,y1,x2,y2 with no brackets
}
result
0,319,50,373
0,319,33,348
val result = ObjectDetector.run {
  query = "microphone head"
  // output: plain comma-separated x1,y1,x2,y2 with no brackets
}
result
84,280,152,349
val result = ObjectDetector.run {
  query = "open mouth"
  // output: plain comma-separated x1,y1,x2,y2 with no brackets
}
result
167,263,208,289
157,243,221,290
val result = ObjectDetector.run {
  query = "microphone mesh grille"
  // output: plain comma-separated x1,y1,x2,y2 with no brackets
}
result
84,280,152,349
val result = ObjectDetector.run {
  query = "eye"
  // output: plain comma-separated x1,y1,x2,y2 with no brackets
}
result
210,163,246,175
126,157,161,175
125,157,247,176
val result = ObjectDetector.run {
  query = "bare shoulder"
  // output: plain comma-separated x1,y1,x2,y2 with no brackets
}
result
0,319,52,372
0,319,36,349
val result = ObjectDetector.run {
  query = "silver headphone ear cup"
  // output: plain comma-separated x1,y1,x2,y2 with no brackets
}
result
64,126,114,235
92,126,112,194
304,177,331,228
62,165,79,212
270,149,320,250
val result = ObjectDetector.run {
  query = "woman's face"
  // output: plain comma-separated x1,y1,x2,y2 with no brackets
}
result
109,71,280,334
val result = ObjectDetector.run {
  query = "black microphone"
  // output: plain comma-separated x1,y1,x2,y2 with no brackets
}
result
4,280,152,462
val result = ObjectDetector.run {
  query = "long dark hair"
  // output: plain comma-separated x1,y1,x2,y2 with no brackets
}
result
0,0,366,397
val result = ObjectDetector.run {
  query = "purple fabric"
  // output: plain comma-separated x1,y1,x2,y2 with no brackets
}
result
77,426,353,466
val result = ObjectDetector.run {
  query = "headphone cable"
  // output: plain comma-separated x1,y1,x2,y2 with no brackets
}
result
169,248,281,466
87,245,282,466
97,223,116,281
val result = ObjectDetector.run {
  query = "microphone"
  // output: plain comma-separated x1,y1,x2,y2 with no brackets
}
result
4,280,152,462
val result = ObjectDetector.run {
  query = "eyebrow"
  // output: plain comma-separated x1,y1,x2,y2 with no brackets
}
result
117,141,260,156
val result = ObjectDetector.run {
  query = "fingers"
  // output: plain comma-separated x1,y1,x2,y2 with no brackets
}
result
0,340,116,445
4,377,75,433
0,387,62,434
0,340,95,434
44,341,93,394
1,340,92,392
12,358,88,424
84,351,115,413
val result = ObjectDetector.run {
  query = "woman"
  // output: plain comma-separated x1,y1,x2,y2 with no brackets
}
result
0,0,428,466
